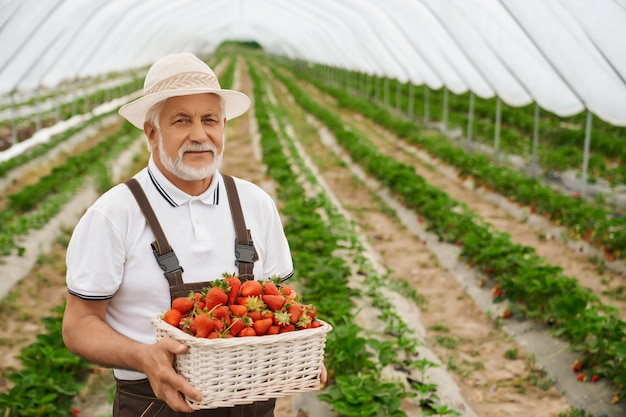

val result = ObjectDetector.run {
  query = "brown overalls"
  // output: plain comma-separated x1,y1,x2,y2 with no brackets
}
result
113,176,275,417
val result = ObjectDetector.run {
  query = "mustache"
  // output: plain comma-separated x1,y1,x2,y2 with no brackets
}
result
179,143,217,155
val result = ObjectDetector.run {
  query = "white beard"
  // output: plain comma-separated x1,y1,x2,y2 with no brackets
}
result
158,133,223,181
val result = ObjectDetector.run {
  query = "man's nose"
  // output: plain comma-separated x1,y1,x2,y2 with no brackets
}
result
189,120,209,142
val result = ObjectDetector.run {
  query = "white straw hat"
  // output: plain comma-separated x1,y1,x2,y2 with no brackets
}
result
119,53,251,129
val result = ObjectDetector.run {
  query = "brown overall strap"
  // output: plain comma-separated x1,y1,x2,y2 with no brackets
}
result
125,178,185,290
223,174,258,282
124,176,258,296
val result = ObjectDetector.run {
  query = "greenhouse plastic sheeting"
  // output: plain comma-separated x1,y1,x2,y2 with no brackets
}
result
1,0,625,125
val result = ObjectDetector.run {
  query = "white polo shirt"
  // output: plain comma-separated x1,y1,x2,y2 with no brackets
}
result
66,157,293,380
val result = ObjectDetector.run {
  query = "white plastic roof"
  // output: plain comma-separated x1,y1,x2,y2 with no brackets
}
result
1,0,626,126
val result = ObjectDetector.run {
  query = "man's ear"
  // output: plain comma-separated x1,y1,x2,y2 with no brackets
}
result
144,122,157,145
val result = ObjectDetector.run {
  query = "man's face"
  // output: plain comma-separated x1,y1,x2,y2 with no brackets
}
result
150,93,225,181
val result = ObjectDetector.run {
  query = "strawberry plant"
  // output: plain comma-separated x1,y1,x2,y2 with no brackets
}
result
0,305,91,417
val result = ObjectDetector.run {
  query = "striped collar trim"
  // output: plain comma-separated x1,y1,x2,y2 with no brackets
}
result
147,159,220,207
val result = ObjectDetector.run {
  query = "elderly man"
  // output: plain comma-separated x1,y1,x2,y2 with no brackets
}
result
62,53,295,416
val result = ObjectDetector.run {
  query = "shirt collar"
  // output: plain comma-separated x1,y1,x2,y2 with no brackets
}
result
147,156,220,207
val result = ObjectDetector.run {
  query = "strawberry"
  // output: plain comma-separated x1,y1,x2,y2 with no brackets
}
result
304,304,317,320
212,305,230,320
280,284,296,298
222,274,242,305
273,310,291,327
262,294,287,311
248,310,262,321
491,285,503,298
229,304,249,317
241,280,263,297
591,374,600,383
178,316,193,335
213,318,225,332
228,317,246,337
577,373,587,382
205,281,229,311
191,314,215,338
171,297,195,314
310,319,322,328
239,327,257,337
253,318,273,335
163,309,182,327
262,280,281,295
267,325,280,335
287,304,303,324
279,324,295,333
572,359,584,372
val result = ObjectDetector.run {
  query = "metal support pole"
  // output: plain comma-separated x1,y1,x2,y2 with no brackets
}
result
466,92,475,146
384,77,390,107
10,94,17,145
424,85,430,124
443,88,449,130
396,81,401,112
408,83,414,120
581,110,592,196
530,103,540,178
494,97,502,160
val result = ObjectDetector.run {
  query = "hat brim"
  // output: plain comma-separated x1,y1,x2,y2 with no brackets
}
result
118,88,251,129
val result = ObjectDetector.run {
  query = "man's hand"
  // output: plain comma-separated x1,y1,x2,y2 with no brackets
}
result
143,337,203,412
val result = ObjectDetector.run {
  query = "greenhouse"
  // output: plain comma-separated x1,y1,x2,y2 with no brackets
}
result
1,1,626,416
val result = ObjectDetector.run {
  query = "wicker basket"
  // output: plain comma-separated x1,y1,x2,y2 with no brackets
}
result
151,315,332,409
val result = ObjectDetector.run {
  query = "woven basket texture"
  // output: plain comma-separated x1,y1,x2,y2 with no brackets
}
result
151,316,332,409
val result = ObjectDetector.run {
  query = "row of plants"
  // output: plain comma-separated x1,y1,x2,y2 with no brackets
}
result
250,60,463,415
0,304,93,416
0,76,141,145
271,61,626,404
0,121,140,257
0,111,113,177
298,63,626,186
290,63,626,267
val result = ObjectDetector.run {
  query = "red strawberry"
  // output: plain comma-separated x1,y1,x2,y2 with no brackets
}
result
310,319,322,328
279,324,295,333
304,304,317,320
191,314,215,338
248,310,262,321
287,304,303,324
223,274,242,305
262,294,287,311
273,310,291,327
172,297,194,314
229,304,249,317
212,306,230,319
262,280,281,295
280,284,296,297
228,317,246,337
572,359,584,372
241,280,263,297
253,318,274,335
216,317,227,331
205,281,229,311
163,309,182,327
577,373,587,382
267,325,280,335
591,374,600,383
239,327,257,337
